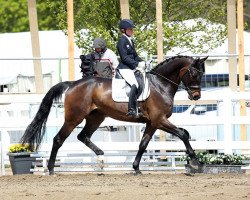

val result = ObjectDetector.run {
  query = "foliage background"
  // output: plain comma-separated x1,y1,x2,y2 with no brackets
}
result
47,0,228,55
185,152,247,165
1,0,249,55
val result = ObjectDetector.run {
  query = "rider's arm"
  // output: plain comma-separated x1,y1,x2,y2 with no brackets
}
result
105,49,119,69
116,37,139,70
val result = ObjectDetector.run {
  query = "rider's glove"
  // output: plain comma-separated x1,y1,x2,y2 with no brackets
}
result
137,61,146,73
145,61,152,69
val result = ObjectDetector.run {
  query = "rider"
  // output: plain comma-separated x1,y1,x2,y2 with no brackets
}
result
116,19,146,117
93,38,119,73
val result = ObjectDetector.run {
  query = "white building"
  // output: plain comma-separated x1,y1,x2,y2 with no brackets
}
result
0,30,83,92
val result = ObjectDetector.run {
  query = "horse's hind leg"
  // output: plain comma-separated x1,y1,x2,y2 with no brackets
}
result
77,110,105,155
48,122,77,175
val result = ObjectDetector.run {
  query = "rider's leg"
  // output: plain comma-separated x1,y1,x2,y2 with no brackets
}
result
118,69,139,117
127,84,138,116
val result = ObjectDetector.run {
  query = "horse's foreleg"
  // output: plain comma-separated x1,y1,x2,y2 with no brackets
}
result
48,122,76,175
133,124,156,175
178,128,195,156
77,110,105,155
177,128,200,169
159,119,200,170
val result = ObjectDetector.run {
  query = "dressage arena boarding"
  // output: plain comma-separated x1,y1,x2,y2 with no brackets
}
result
0,86,250,174
0,56,250,174
1,55,250,174
0,96,250,200
0,55,250,199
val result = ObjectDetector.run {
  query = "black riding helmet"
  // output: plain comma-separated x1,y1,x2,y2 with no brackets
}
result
119,19,136,29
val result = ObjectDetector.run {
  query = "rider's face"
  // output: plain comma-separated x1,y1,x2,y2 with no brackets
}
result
125,28,134,37
95,48,102,52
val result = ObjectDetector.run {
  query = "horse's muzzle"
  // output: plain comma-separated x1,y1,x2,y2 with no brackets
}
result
188,90,201,100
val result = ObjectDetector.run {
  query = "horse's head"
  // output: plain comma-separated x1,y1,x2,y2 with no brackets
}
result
179,56,208,100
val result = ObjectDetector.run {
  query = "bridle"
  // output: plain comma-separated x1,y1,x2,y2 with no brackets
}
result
149,62,203,100
179,64,203,87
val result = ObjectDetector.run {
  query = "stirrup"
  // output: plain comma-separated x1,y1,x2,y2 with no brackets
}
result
126,108,142,118
126,109,137,117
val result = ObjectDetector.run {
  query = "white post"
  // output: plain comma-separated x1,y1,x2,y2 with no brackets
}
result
223,93,233,154
128,126,132,142
1,130,10,175
0,131,5,175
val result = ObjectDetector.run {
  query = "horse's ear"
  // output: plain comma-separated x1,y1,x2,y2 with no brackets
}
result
199,57,208,73
200,56,208,64
193,58,200,65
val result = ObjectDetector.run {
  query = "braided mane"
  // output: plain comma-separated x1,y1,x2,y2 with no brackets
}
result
153,55,193,70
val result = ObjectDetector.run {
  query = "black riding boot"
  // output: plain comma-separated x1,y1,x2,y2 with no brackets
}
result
127,84,138,117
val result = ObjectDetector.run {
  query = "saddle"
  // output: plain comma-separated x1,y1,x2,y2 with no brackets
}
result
112,69,150,102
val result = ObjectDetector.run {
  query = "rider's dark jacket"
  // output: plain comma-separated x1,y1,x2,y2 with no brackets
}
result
116,35,142,70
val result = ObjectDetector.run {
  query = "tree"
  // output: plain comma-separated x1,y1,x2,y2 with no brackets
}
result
1,0,227,56
0,1,29,33
47,0,227,55
161,0,227,54
0,0,59,33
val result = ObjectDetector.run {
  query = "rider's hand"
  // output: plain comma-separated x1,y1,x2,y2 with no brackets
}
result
137,61,146,73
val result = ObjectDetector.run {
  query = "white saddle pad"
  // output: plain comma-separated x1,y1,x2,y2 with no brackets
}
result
112,75,150,102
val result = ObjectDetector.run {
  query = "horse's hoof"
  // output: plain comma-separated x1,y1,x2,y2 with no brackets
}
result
49,170,55,176
189,159,200,170
134,170,142,176
96,150,104,155
185,161,203,174
97,155,105,169
184,172,194,176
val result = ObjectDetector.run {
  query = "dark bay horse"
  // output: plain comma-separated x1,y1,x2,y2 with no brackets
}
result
21,55,208,175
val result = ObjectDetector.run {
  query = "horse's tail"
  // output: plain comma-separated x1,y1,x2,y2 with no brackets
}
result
20,81,72,151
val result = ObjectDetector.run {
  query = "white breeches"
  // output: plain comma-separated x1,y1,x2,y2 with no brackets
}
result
118,69,138,88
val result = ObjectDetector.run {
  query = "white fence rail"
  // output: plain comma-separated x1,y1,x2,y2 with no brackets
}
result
1,91,250,175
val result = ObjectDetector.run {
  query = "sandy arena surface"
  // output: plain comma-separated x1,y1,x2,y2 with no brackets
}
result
0,171,249,200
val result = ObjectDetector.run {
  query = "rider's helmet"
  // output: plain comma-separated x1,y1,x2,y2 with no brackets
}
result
93,38,107,53
119,19,136,30
93,38,106,49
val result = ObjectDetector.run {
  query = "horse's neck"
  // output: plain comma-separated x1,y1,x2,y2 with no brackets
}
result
150,61,183,88
148,58,191,98
148,73,179,99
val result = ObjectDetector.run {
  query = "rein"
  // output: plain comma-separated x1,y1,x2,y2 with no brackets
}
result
149,65,193,96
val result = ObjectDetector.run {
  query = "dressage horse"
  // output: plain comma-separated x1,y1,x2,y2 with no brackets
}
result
21,55,208,175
